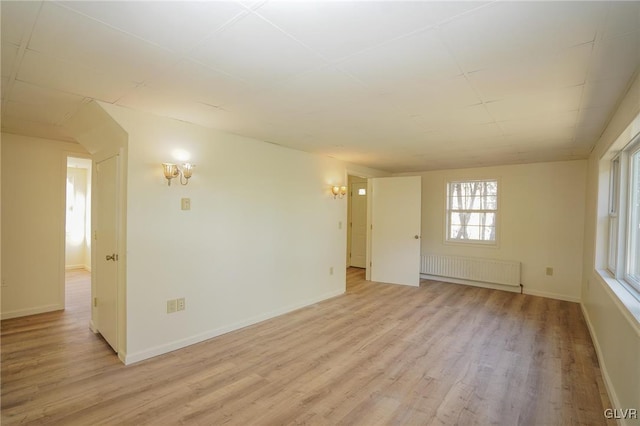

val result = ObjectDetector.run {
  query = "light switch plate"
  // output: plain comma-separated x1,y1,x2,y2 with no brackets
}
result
181,198,191,210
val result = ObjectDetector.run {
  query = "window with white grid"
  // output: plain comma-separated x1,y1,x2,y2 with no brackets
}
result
446,179,498,244
607,134,640,294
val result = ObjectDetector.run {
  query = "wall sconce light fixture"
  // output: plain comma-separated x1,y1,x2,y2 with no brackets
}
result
331,185,347,199
162,162,194,186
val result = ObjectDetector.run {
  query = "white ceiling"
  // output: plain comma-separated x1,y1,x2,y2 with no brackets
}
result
1,1,639,173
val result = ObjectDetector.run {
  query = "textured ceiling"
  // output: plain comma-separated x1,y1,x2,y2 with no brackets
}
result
1,1,639,172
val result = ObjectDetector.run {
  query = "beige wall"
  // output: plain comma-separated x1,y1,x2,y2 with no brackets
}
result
1,133,88,319
399,160,587,301
582,70,640,424
91,103,364,363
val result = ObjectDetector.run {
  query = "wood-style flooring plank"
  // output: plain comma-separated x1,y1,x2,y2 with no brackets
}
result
1,268,614,425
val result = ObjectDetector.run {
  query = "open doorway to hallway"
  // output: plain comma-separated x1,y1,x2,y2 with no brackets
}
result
347,175,368,270
65,157,91,311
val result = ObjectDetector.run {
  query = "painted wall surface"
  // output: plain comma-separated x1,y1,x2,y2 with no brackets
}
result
399,160,587,301
582,70,640,424
65,101,129,353
98,104,352,362
1,133,88,319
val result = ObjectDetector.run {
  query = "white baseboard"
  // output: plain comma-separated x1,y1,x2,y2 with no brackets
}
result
422,274,581,303
421,274,520,294
1,303,64,320
581,303,628,426
65,264,86,271
523,289,580,303
124,288,345,365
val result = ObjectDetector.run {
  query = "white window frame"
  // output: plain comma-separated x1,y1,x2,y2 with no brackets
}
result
623,140,640,292
608,134,640,294
607,155,620,275
445,179,498,246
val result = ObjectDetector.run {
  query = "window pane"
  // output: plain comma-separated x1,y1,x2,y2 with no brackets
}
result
481,226,495,241
608,217,618,273
485,212,495,227
627,150,640,285
466,226,480,240
467,195,481,210
467,212,481,226
447,179,498,244
485,181,498,196
483,196,497,210
448,196,459,210
610,157,619,214
450,224,462,239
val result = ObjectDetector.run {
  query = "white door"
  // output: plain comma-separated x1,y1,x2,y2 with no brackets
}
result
95,155,119,352
349,181,367,268
371,176,422,286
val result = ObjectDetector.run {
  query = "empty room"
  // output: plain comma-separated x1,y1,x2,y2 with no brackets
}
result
1,1,639,425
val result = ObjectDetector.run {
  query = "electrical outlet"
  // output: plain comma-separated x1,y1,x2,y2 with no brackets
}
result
177,298,185,311
167,299,177,313
330,266,334,275
546,267,554,276
338,221,342,230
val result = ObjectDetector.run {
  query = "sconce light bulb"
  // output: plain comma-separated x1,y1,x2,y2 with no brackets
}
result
182,163,194,179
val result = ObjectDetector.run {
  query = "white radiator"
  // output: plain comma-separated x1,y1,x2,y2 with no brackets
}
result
421,255,521,287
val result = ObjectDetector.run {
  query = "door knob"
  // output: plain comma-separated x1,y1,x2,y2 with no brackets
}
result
105,253,117,261
414,235,420,239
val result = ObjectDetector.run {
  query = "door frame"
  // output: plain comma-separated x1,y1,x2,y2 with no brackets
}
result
61,151,92,312
347,176,368,268
92,147,127,362
345,169,382,282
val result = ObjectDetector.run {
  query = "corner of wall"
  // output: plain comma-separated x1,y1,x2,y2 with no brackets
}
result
64,101,129,156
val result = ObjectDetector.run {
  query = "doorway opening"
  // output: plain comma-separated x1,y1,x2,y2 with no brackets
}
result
347,175,368,270
65,156,92,311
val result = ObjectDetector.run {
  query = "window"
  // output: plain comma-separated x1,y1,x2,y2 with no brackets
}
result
446,179,498,244
608,135,640,293
607,156,620,273
626,145,640,290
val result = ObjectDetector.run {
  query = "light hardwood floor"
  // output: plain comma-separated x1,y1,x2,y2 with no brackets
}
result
1,268,613,425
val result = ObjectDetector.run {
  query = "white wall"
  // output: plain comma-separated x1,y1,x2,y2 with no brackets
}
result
582,70,640,424
1,133,88,319
399,160,587,301
95,104,359,363
65,100,129,350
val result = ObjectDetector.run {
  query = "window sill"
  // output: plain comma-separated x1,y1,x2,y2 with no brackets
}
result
595,269,640,332
443,239,499,249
